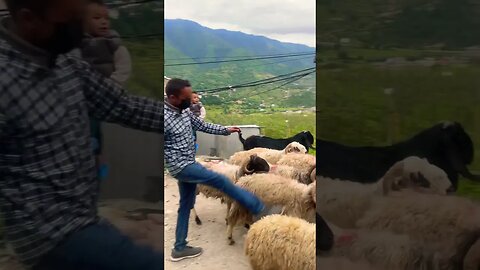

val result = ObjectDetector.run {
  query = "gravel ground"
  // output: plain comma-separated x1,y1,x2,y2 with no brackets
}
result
164,174,252,270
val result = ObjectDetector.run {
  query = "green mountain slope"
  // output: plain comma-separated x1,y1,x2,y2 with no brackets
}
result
164,19,315,107
318,0,480,49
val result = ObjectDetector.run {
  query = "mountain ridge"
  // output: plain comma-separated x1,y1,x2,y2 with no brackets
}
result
164,18,315,97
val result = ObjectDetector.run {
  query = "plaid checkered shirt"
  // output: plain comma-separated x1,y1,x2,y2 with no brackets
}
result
164,101,230,176
0,18,163,268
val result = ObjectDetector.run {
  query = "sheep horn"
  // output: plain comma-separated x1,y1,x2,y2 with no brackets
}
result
242,156,256,174
382,160,406,195
244,164,254,174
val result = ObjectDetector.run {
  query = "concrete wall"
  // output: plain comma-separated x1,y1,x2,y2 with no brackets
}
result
196,125,261,158
99,123,164,202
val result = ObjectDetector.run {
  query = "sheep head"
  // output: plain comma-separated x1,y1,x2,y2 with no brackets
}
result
237,154,270,178
381,159,424,195
403,156,453,195
284,142,307,154
382,156,454,195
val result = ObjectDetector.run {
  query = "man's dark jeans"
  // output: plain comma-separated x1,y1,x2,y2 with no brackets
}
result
173,162,264,251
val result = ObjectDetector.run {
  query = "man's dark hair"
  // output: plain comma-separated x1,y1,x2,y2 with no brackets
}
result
166,78,191,97
5,0,50,16
192,91,198,94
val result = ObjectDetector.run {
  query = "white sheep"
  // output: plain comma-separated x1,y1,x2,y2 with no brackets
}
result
226,174,316,244
317,156,452,229
276,152,316,172
228,141,307,166
327,229,437,270
269,164,316,184
192,154,270,225
244,214,315,270
355,191,480,270
318,218,439,270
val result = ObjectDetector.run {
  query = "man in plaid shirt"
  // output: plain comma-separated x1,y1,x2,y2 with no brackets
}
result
0,0,163,269
164,78,266,261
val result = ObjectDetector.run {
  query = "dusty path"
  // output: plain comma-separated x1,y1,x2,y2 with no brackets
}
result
164,174,251,270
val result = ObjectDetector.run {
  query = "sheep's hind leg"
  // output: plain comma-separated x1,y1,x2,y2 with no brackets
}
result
227,223,235,245
225,201,231,225
191,207,202,225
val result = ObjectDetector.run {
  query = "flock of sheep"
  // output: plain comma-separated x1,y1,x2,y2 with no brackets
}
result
192,141,315,269
188,122,480,270
314,121,480,270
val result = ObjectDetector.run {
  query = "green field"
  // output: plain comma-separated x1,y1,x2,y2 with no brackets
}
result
317,48,480,198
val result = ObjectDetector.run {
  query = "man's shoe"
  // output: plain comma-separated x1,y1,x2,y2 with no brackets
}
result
170,246,203,262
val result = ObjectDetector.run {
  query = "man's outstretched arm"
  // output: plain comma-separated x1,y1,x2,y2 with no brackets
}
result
79,60,163,133
189,111,231,135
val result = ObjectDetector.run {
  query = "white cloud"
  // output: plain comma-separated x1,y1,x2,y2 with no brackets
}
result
165,0,315,47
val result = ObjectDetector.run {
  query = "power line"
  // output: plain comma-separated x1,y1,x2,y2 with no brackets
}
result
165,52,315,67
203,68,316,94
199,67,316,94
212,69,315,102
241,55,313,68
199,67,315,93
246,70,315,98
164,51,315,61
165,66,315,93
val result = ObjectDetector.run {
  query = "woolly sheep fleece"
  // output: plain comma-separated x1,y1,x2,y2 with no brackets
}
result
229,174,316,221
245,214,315,270
228,142,306,165
277,153,316,172
270,164,313,184
356,191,480,268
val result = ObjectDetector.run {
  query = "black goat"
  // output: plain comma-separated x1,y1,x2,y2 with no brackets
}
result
317,121,480,191
238,130,315,152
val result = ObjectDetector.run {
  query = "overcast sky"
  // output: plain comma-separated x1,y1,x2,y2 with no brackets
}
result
165,0,315,47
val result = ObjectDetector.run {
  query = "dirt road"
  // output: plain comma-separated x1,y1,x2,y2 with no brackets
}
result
164,174,251,270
